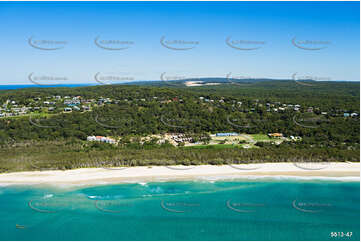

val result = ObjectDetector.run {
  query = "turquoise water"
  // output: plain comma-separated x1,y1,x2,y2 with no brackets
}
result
0,179,359,241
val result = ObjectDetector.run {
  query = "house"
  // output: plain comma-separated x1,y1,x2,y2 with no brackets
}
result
82,105,90,111
64,100,80,105
87,136,97,141
268,133,283,138
290,136,302,141
216,132,239,137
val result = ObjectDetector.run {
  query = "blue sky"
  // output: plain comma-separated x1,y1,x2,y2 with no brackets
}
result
0,1,359,84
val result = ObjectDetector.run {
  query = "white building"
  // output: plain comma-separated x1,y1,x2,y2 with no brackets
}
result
87,136,116,144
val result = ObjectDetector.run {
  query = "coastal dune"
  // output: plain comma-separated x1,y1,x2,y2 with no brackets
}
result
0,162,359,186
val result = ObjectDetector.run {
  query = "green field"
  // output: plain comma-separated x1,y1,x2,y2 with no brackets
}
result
250,134,272,141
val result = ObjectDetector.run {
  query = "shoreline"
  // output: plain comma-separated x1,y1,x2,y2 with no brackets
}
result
0,162,359,186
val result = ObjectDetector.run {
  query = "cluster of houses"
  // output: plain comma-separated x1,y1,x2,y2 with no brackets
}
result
267,133,302,141
0,106,29,117
170,133,194,143
86,136,117,144
198,97,360,117
0,95,98,117
0,95,182,118
0,94,359,121
343,112,359,117
84,131,304,148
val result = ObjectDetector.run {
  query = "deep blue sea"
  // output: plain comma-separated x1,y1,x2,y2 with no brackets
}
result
0,84,95,90
0,179,359,241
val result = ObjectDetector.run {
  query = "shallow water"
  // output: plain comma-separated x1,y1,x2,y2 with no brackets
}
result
0,178,359,241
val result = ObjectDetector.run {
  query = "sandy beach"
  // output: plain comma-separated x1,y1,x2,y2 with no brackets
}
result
0,162,359,186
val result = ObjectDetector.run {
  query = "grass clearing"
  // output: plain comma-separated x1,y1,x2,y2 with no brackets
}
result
250,134,272,141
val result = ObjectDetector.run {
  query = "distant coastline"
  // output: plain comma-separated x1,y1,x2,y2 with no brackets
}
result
0,84,97,90
0,80,359,90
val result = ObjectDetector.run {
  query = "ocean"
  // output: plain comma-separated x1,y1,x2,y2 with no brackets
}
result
0,178,359,241
0,84,96,90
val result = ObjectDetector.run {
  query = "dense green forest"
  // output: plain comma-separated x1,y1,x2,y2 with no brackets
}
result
0,80,359,172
